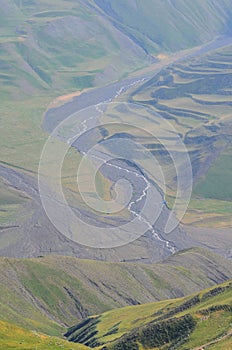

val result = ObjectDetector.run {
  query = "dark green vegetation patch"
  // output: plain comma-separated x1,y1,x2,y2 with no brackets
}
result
105,315,196,350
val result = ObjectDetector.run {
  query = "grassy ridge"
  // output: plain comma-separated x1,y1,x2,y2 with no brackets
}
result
0,248,231,336
2,280,232,350
66,280,232,349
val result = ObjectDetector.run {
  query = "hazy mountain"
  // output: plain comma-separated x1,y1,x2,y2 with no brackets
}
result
1,2,232,349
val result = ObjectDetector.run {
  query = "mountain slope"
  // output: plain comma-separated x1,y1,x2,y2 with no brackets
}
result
0,320,88,350
0,248,231,336
93,0,232,52
0,0,150,100
1,279,232,350
65,279,232,349
1,0,232,99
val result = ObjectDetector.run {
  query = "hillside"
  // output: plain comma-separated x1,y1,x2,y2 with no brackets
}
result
1,279,232,350
1,0,232,98
0,248,231,337
94,0,232,52
65,279,232,349
128,42,232,229
0,0,153,97
0,320,88,350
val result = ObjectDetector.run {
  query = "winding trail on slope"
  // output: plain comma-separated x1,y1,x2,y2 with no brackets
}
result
192,328,232,350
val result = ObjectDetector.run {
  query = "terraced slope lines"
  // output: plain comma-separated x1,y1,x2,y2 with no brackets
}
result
130,43,232,228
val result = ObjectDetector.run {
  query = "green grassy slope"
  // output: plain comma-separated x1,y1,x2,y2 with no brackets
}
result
194,144,232,201
129,43,232,227
0,178,28,226
0,248,231,336
94,0,232,53
0,320,88,350
0,0,150,95
66,280,232,349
